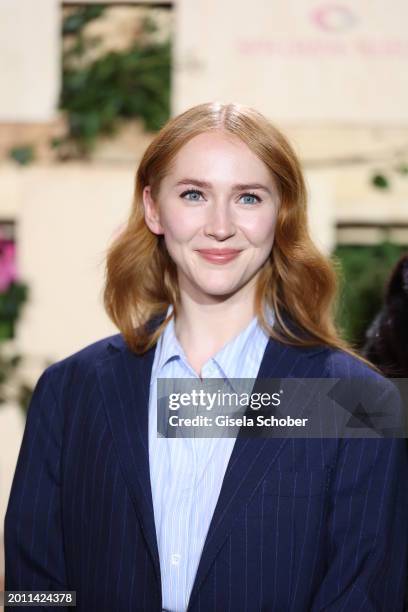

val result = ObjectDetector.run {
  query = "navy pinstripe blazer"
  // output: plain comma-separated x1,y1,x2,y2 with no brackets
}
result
4,314,408,611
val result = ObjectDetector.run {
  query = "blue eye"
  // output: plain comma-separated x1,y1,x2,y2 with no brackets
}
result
240,193,261,205
179,189,261,204
180,189,204,201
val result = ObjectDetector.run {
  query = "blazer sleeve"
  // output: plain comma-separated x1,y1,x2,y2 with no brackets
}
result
310,384,408,611
3,367,69,605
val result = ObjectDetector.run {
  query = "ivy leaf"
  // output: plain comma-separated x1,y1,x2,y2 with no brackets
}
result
371,174,389,190
62,5,106,35
395,164,408,175
9,146,35,166
58,8,171,157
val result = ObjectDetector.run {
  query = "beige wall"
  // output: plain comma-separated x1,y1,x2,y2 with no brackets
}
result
0,404,24,586
0,0,60,122
13,165,136,364
173,0,408,123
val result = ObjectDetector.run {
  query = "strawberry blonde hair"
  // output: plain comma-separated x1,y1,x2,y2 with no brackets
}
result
103,101,376,368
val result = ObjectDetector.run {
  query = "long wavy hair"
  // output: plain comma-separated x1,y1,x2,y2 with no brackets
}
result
103,101,376,369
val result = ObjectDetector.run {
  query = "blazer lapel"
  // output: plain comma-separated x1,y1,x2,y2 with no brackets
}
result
186,336,326,611
95,337,161,591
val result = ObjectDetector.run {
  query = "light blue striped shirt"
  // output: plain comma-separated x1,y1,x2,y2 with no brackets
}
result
148,304,274,612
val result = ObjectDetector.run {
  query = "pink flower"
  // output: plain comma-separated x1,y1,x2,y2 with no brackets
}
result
0,239,18,293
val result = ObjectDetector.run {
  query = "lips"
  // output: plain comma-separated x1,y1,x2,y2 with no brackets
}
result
196,249,242,263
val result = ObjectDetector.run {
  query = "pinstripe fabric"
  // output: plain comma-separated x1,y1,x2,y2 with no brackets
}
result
149,305,274,611
4,312,408,611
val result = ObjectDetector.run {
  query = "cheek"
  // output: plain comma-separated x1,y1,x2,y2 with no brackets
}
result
241,212,277,247
160,211,197,243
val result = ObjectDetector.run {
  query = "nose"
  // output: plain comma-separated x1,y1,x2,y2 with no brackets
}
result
204,200,236,240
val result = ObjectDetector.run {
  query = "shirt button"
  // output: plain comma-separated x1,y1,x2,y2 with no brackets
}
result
171,553,181,566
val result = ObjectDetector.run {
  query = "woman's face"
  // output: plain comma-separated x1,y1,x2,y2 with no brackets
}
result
143,130,279,305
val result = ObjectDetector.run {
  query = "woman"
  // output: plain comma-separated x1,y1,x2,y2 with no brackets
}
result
5,102,408,611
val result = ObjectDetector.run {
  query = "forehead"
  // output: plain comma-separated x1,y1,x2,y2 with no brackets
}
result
167,131,273,182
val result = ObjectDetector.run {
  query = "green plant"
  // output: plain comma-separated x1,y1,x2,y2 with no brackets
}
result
57,6,171,157
62,4,106,35
0,235,33,412
0,350,33,413
332,241,408,347
0,282,28,340
9,145,35,166
371,163,408,190
371,173,389,189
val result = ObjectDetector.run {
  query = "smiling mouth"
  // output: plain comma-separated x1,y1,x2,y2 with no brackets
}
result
196,249,242,264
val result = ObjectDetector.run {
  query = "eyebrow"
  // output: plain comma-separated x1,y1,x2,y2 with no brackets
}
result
174,178,272,195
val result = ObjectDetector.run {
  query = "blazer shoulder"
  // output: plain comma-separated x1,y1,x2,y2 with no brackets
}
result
319,346,382,379
41,332,126,385
318,347,406,429
287,342,389,385
316,346,402,402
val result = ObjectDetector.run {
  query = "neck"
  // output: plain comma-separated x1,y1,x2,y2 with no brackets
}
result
173,290,258,359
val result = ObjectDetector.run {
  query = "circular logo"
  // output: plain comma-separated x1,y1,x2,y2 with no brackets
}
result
310,4,358,32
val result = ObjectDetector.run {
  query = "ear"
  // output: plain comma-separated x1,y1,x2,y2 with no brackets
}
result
142,186,164,235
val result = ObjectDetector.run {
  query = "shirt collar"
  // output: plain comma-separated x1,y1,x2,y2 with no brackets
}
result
211,304,274,392
155,302,275,384
154,305,182,375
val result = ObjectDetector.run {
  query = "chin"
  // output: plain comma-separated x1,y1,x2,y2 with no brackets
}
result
193,282,244,300
181,270,250,300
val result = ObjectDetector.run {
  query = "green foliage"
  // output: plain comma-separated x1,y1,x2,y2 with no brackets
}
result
396,163,408,175
58,8,171,157
17,382,35,415
371,163,408,189
0,282,28,339
332,241,408,347
0,349,33,412
371,173,389,189
0,282,33,412
9,145,35,166
62,5,106,35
